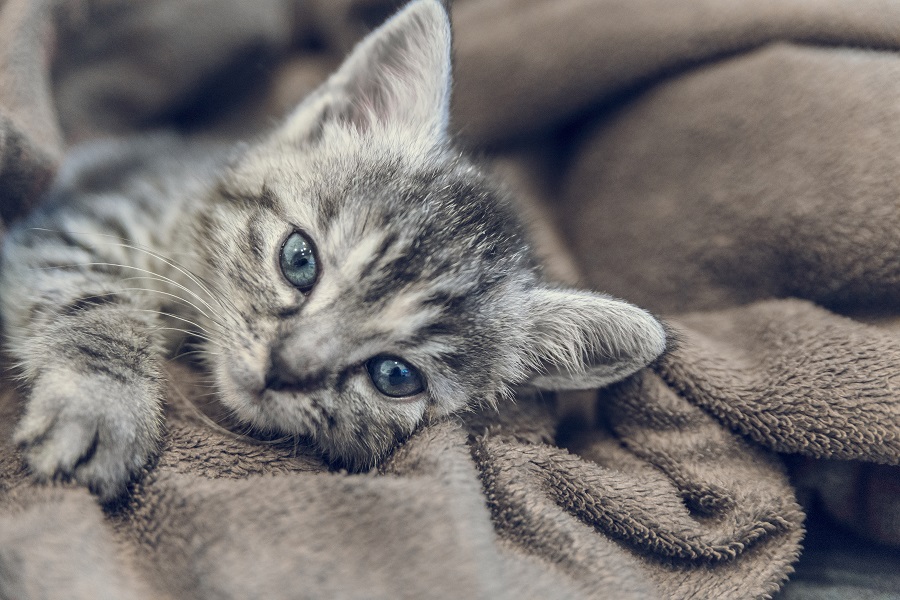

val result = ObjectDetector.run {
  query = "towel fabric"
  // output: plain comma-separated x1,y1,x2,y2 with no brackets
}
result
1,0,899,598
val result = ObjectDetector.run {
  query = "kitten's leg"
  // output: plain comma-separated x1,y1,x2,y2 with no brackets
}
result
3,228,173,501
12,304,164,501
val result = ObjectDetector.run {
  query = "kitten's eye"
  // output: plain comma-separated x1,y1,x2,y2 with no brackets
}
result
280,231,318,291
366,356,425,398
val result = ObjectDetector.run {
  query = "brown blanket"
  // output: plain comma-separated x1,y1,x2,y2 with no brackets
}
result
2,0,899,598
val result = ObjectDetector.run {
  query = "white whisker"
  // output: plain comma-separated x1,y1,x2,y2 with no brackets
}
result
130,308,220,338
37,261,230,327
29,227,241,317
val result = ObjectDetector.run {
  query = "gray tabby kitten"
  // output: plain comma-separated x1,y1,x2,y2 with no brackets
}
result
0,0,666,501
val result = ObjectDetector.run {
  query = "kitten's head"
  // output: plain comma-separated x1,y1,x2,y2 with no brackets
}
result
196,0,665,467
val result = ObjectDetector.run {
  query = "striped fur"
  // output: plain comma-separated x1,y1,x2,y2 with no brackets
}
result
0,0,665,500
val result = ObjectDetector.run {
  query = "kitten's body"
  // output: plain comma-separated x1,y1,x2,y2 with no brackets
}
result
1,0,666,500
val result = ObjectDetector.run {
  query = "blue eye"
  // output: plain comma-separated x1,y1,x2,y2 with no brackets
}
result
366,356,425,398
280,231,318,291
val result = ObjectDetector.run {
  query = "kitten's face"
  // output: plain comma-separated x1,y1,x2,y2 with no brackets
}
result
193,0,666,468
200,134,536,467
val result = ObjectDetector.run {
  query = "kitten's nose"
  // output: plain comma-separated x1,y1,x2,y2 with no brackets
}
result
264,351,298,391
264,334,332,392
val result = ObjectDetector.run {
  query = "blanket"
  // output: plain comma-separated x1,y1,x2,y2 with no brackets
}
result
2,0,899,598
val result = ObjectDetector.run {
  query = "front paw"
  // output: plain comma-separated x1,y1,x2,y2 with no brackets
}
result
14,368,164,501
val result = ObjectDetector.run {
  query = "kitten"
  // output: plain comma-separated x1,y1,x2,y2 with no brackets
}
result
0,0,666,500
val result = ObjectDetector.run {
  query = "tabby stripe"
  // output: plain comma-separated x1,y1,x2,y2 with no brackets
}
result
247,219,266,261
59,294,122,317
75,358,133,384
335,367,352,394
217,183,283,217
45,229,97,256
359,231,399,281
362,257,423,304
95,215,131,241
258,185,279,212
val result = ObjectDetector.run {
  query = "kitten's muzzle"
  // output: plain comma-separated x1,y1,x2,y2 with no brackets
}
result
263,369,329,393
264,337,332,393
264,352,328,392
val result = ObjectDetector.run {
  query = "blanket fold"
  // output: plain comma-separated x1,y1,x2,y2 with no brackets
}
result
1,1,899,599
661,300,900,463
451,0,900,147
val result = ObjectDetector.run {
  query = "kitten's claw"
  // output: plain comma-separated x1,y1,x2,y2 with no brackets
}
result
14,369,163,502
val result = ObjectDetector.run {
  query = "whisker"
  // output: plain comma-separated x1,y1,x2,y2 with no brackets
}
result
116,287,222,325
29,227,241,318
170,351,222,361
117,274,231,328
130,307,222,337
164,377,299,448
149,326,226,350
112,245,237,317
37,261,228,327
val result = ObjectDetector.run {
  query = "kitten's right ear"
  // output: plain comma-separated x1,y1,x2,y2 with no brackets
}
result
523,287,667,391
275,0,452,147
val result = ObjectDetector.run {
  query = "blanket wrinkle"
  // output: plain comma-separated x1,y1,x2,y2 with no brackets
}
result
0,490,160,600
2,0,900,599
466,382,802,598
450,0,900,146
561,43,900,315
657,301,900,463
603,373,803,563
478,439,794,563
117,419,588,600
472,428,800,600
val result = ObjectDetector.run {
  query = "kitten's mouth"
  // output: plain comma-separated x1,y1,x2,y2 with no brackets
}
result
263,369,329,394
263,378,296,393
222,356,325,401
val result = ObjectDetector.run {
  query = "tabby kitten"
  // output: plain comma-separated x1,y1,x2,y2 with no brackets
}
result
0,0,666,500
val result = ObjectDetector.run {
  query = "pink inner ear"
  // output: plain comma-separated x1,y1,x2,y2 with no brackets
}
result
272,0,451,147
317,0,450,135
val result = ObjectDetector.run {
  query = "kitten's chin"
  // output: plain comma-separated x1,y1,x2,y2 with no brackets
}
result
213,363,285,432
215,365,329,438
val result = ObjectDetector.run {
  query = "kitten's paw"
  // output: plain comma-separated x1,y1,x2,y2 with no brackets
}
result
14,368,163,501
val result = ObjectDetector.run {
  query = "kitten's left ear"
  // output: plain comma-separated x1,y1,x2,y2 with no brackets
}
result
524,287,667,391
277,0,452,146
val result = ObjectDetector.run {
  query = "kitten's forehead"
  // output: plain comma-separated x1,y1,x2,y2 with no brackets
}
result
236,130,534,287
